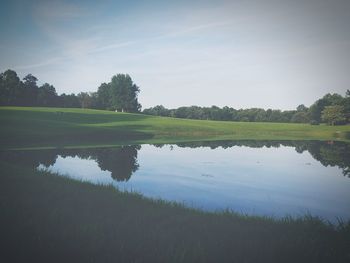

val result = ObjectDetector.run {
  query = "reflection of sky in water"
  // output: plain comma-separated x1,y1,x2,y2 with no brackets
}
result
39,157,113,185
38,144,350,222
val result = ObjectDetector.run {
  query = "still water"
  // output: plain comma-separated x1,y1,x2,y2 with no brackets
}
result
13,141,350,221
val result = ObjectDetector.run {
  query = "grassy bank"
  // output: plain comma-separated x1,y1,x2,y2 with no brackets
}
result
1,160,349,263
1,106,350,149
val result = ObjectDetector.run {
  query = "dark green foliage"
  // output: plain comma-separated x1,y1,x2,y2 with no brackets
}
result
297,104,308,112
144,106,300,123
77,92,100,109
143,93,350,125
0,69,80,108
59,93,80,108
341,93,350,122
309,93,345,123
0,69,22,105
22,74,39,106
321,105,347,125
97,74,141,112
143,105,302,123
37,83,58,107
143,105,171,116
97,82,111,109
0,70,142,112
291,112,310,123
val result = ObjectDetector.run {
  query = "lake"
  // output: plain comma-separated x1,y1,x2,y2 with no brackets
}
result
5,140,350,222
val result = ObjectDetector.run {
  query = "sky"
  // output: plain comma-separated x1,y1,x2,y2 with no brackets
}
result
0,0,349,110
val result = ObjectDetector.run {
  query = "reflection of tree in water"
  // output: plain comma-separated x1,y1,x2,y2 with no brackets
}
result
3,141,350,180
91,146,140,182
153,140,350,178
0,146,140,182
303,142,350,177
60,146,140,182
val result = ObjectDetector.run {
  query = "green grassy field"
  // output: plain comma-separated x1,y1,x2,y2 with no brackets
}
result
1,160,349,263
1,106,350,149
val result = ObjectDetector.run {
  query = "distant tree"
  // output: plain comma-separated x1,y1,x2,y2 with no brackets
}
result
96,74,141,112
341,91,350,123
143,105,170,116
38,83,58,106
59,93,80,108
174,106,190,118
89,92,100,109
78,92,93,109
321,105,346,125
22,74,39,106
281,110,296,123
221,106,233,121
268,109,283,122
109,74,141,112
208,106,222,120
291,111,310,123
309,93,343,122
296,104,308,112
255,109,268,122
0,69,22,105
97,83,111,109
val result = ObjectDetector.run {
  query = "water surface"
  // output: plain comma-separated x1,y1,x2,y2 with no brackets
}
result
5,140,350,221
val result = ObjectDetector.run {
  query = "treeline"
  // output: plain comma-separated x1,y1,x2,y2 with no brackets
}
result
1,69,349,125
0,69,140,112
143,92,350,125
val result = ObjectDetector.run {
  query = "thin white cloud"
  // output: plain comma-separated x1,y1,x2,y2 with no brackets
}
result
89,41,137,54
12,56,67,70
155,20,233,38
87,20,234,55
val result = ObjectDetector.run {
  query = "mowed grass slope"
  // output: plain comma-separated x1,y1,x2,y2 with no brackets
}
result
1,106,350,149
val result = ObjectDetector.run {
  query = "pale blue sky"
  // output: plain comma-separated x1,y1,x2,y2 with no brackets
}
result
1,0,349,109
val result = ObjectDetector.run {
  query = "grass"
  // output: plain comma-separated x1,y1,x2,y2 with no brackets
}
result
1,160,349,263
1,106,350,149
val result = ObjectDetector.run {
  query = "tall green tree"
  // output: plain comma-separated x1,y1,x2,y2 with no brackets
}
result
309,93,343,122
321,105,346,125
98,74,141,112
342,90,350,122
22,74,39,106
296,104,308,112
110,74,141,112
38,83,58,106
0,69,22,105
97,83,111,109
